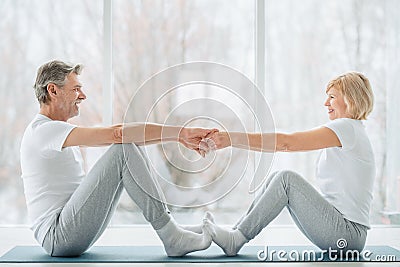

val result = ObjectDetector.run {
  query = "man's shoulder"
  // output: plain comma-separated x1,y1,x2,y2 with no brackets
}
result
25,114,49,129
23,114,74,141
30,114,74,130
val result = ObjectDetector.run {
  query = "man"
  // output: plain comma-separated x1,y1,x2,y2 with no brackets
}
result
20,60,215,257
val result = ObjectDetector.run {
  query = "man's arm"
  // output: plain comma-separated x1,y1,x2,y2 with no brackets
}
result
63,125,121,147
63,123,217,155
120,123,181,144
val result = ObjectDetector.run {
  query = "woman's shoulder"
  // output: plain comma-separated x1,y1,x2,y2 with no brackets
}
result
323,119,366,151
324,118,363,130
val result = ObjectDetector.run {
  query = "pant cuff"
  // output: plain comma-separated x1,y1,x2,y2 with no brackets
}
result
150,212,171,230
237,226,252,241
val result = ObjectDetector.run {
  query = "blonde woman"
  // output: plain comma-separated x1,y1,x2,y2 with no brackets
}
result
203,72,375,256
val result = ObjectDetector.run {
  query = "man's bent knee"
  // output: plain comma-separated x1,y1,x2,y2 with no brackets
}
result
107,143,141,157
275,170,305,185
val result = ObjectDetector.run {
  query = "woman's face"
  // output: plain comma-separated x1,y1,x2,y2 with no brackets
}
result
324,87,350,120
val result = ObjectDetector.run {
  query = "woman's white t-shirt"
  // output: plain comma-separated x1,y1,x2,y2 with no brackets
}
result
317,118,375,228
20,114,84,244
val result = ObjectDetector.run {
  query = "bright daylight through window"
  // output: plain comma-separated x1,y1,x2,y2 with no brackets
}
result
0,0,399,227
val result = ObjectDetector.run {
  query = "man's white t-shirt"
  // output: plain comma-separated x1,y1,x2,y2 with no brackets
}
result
317,118,375,228
20,114,84,244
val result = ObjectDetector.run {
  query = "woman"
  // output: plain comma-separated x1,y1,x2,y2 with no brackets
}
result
203,72,375,256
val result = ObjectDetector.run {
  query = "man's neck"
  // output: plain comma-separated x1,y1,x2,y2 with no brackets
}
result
39,105,68,122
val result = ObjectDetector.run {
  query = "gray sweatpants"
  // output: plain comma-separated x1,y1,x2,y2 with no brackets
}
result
234,170,368,251
42,144,171,256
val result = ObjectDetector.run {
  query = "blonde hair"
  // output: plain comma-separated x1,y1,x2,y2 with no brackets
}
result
326,72,374,120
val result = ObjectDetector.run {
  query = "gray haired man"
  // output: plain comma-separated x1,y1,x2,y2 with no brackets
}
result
20,60,216,257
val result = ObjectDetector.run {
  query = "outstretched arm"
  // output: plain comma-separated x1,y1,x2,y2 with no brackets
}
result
207,127,341,152
63,123,217,155
62,125,122,147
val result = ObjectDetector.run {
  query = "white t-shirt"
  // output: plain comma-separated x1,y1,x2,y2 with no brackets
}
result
20,114,84,244
317,118,375,228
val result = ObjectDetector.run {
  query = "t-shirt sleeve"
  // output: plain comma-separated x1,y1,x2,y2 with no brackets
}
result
323,119,356,151
35,120,77,152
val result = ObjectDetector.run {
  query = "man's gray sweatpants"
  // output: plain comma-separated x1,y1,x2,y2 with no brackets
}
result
234,170,368,252
42,144,171,256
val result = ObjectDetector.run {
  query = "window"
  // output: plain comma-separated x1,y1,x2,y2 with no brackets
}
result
264,0,400,224
111,0,256,224
0,0,398,226
0,0,103,224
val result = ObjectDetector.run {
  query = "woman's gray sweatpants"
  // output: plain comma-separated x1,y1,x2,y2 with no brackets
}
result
234,170,368,252
42,144,171,256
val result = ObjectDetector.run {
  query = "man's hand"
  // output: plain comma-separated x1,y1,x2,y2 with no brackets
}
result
179,127,219,157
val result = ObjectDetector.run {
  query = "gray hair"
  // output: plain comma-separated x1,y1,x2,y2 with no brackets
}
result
33,60,83,105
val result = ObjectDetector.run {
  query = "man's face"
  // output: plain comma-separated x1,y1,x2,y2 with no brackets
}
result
57,73,86,120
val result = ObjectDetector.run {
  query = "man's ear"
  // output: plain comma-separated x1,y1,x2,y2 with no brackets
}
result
47,83,57,99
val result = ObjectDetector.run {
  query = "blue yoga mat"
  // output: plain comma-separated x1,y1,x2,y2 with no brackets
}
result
1,245,399,263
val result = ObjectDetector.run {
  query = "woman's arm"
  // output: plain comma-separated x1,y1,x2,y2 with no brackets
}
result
209,127,341,152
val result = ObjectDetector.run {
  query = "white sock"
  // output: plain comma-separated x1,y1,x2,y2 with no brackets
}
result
203,219,248,256
156,218,212,257
181,211,215,234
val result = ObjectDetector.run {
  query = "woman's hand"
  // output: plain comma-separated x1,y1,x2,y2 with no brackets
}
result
202,131,231,151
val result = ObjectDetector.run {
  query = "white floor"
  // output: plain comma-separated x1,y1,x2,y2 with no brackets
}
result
1,225,399,267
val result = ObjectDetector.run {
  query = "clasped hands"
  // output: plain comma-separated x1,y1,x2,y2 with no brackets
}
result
179,127,230,157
